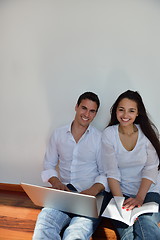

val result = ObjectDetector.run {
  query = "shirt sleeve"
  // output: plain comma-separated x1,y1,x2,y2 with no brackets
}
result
101,127,121,182
41,130,59,182
94,141,109,192
142,140,159,183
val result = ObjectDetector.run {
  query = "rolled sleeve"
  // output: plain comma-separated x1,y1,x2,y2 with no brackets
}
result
101,129,121,181
94,175,109,192
41,130,59,183
41,169,58,183
142,141,159,183
94,141,109,192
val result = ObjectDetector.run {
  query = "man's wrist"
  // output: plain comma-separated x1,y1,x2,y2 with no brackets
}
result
93,183,105,195
49,176,60,186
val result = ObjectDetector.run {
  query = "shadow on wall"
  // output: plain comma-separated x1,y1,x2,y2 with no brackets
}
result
94,68,135,130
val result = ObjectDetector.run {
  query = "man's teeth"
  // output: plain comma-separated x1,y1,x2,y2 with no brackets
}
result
82,117,89,121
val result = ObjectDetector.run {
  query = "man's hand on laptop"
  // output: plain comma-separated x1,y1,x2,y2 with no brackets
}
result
49,177,70,191
80,183,105,196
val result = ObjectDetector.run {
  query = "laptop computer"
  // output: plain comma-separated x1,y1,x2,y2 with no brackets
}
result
21,183,104,218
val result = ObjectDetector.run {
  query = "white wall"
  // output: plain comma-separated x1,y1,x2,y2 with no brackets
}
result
0,0,160,185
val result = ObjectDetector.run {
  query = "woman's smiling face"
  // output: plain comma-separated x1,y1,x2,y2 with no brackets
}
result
116,98,138,126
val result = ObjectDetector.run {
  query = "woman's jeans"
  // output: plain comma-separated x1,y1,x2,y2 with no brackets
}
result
111,192,160,240
32,186,108,240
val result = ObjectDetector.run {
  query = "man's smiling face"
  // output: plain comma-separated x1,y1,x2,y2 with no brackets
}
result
74,99,98,128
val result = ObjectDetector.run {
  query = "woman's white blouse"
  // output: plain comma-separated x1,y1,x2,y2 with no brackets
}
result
102,124,159,196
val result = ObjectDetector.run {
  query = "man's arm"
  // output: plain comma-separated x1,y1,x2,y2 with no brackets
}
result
41,130,59,182
80,183,105,196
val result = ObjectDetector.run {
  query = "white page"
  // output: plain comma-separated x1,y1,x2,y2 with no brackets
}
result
114,196,131,223
102,198,130,225
130,202,159,225
102,198,159,226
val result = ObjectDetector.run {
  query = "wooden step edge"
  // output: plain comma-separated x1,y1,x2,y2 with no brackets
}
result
0,183,24,192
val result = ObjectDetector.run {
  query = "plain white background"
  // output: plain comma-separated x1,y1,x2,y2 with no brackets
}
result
0,0,160,185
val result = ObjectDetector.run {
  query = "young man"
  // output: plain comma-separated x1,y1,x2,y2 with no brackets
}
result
33,92,108,240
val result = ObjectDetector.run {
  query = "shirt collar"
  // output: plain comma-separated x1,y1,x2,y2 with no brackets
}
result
66,122,90,134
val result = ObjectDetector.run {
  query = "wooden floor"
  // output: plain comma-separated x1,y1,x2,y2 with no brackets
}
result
0,184,118,240
0,189,41,240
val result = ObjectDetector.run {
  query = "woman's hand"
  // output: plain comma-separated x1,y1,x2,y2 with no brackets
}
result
123,196,144,210
123,179,152,210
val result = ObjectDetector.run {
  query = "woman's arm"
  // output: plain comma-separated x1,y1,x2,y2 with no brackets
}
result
108,178,123,196
123,178,153,210
123,140,159,210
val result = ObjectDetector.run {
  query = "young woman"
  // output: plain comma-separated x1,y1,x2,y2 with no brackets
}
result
102,90,160,240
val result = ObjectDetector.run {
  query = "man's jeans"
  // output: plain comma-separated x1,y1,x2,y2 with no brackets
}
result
32,207,99,240
32,185,108,240
111,192,160,240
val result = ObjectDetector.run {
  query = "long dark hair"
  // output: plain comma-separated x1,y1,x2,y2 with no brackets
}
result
108,90,160,169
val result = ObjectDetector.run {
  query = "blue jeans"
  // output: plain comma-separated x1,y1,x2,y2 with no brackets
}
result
32,208,99,240
32,185,107,240
111,192,160,240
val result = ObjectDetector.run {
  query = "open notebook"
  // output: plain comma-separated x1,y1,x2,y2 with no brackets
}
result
21,183,104,218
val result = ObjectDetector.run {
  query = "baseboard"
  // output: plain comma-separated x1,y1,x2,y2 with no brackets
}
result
0,183,24,192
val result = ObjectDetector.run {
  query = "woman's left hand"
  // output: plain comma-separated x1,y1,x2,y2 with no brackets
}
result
123,196,144,210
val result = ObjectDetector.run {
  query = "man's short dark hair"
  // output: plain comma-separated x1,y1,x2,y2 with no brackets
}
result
77,92,100,111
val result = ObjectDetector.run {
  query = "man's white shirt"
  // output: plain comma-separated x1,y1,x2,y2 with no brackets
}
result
41,123,108,192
